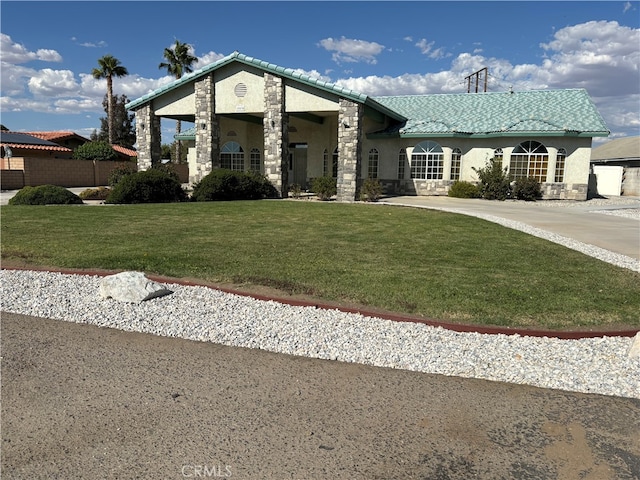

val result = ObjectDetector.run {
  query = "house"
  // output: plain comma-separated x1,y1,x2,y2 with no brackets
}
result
126,51,610,201
22,131,90,152
0,131,74,161
590,136,639,196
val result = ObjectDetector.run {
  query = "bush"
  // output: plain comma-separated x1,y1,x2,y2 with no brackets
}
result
472,157,512,200
108,163,137,187
8,185,83,205
513,177,542,201
79,187,111,200
191,169,278,202
359,178,383,202
289,184,303,199
105,169,187,204
448,181,480,198
311,176,337,201
151,162,181,183
73,141,117,161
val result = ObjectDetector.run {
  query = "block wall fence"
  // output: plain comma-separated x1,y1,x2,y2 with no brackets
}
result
1,158,189,190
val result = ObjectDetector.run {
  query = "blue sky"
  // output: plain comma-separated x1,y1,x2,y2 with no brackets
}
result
1,1,638,144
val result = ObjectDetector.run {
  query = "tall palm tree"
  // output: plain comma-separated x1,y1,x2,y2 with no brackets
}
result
159,40,197,163
92,55,128,145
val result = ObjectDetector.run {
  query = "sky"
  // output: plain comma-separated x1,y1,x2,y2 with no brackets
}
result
1,1,639,145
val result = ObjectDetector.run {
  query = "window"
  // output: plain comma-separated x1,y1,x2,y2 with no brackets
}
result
411,141,444,180
494,148,503,161
368,148,379,179
250,148,261,173
323,149,329,176
332,147,338,178
221,141,244,171
555,148,566,182
451,148,462,181
398,148,407,179
509,141,548,182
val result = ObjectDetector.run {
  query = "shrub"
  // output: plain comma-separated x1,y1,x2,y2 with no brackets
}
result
79,186,111,200
359,178,383,202
311,176,337,201
513,177,542,201
8,185,83,205
105,169,187,204
448,181,480,198
289,184,303,199
472,157,512,200
73,141,117,161
191,169,278,202
108,163,137,187
151,162,181,183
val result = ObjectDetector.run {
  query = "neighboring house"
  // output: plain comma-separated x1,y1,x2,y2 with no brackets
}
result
22,131,90,152
126,51,609,201
111,144,138,162
0,131,74,161
590,136,639,196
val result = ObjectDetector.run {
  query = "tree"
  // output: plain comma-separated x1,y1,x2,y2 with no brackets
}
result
92,55,128,145
472,157,512,200
92,94,136,148
159,40,197,162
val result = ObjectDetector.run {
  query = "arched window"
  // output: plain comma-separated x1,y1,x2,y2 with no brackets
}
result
555,148,566,182
221,141,244,171
451,148,462,181
250,148,261,173
398,148,407,180
510,141,548,182
411,141,443,180
494,148,503,161
368,148,379,179
332,147,338,178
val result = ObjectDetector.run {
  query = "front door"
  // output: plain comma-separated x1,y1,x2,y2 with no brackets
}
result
289,144,308,188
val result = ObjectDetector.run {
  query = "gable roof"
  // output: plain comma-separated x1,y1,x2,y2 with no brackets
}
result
0,131,73,152
591,136,639,162
22,131,89,143
371,89,609,138
126,51,405,122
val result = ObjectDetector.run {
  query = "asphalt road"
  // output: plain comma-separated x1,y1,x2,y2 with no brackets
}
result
2,312,639,479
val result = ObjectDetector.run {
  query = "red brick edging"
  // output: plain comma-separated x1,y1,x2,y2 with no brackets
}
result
2,266,638,340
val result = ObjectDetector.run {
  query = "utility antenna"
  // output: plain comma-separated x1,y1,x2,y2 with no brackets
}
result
465,67,488,93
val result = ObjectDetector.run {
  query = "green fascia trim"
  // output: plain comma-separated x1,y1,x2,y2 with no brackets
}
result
368,131,610,140
126,52,406,123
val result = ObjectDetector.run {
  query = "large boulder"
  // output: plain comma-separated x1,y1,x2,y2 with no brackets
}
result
100,271,172,303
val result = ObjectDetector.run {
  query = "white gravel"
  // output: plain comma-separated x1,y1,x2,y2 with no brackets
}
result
1,269,638,400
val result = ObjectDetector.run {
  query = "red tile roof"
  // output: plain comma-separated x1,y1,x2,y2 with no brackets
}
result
112,144,137,157
0,143,72,152
23,131,90,143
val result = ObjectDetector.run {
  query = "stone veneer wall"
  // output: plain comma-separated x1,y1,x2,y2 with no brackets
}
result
135,104,161,171
337,99,363,202
263,73,288,197
193,74,219,184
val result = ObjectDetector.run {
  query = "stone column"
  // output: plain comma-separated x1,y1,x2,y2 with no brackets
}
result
193,73,220,184
135,104,161,171
337,99,363,202
263,73,288,198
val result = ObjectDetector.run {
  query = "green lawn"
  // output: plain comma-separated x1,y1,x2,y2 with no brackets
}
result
2,200,638,330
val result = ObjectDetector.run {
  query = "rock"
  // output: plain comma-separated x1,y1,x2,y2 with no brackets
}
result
99,271,172,303
628,332,640,359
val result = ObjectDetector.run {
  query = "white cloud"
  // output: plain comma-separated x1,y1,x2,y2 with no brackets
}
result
415,38,449,60
194,50,226,69
0,33,62,64
318,36,385,64
28,69,79,96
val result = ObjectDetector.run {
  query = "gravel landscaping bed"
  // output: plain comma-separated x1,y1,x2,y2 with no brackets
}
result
2,269,638,400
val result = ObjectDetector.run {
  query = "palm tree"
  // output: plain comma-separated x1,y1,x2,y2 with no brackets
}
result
159,40,197,163
92,55,128,145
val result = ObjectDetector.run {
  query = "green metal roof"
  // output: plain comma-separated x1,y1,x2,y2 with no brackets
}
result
125,51,405,122
371,89,609,138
